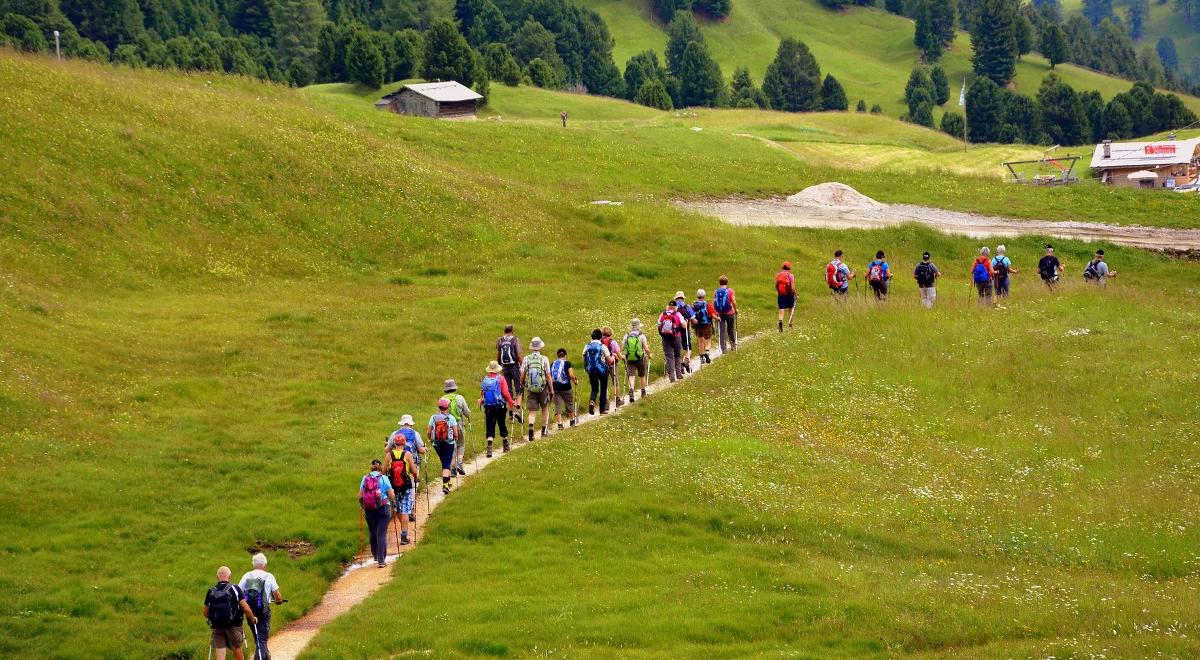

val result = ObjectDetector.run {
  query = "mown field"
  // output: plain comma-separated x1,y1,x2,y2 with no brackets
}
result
1,52,1198,658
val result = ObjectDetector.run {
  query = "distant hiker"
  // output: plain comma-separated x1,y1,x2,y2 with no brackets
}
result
551,348,578,429
913,251,940,309
673,291,694,373
691,290,716,364
658,301,687,382
359,459,395,567
496,325,522,421
480,361,518,455
239,554,283,660
521,337,554,440
442,379,471,476
826,249,853,299
775,261,796,331
866,250,892,300
972,246,995,304
385,415,425,522
204,566,258,660
583,329,612,414
713,276,738,353
1083,249,1115,285
622,318,652,401
387,439,418,545
991,244,1018,298
561,110,568,127
600,326,625,406
1038,244,1062,288
428,400,460,495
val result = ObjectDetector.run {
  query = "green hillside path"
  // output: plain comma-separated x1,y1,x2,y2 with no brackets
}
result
270,332,762,660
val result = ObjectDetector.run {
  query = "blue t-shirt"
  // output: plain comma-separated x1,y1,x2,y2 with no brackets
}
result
360,471,394,498
867,260,890,281
427,413,458,443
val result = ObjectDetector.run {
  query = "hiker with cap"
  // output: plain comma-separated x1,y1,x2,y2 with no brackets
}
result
550,347,578,429
1083,249,1115,285
971,246,995,305
441,379,472,476
495,325,522,423
713,276,738,352
992,245,1018,298
866,250,892,301
238,553,283,660
359,458,395,566
826,249,853,299
673,291,695,372
600,326,624,407
582,328,613,415
1038,244,1062,288
913,251,940,309
479,361,517,455
521,337,554,440
203,565,257,660
691,290,716,364
775,262,796,332
387,435,418,545
658,301,687,382
622,318,652,401
428,399,460,494
385,416,425,522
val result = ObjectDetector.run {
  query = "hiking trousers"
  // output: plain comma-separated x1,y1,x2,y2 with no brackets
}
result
484,404,509,440
249,607,272,660
587,369,609,413
718,314,737,353
364,504,391,565
661,334,683,381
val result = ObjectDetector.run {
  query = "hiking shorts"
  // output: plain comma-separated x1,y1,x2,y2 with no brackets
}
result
211,626,245,649
526,389,551,411
395,487,415,515
777,292,796,309
553,389,574,415
433,441,455,470
627,358,647,378
694,324,712,339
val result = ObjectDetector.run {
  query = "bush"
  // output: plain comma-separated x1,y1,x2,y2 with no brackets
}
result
634,78,673,110
525,57,559,88
940,110,965,137
856,99,867,112
2,14,47,53
113,44,144,67
870,103,883,113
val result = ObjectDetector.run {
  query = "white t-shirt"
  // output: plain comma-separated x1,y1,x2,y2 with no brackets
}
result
238,569,279,603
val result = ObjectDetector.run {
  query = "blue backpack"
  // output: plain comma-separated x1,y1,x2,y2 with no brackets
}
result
583,341,607,375
395,427,421,465
972,261,990,284
551,358,570,386
481,376,503,406
692,301,711,325
713,287,732,314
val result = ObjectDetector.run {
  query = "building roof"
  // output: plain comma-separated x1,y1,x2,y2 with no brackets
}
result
392,81,483,103
1090,137,1200,169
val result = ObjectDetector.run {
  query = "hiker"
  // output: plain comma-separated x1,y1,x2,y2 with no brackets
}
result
825,249,854,299
442,379,471,476
582,329,612,414
1083,249,1115,285
385,415,425,523
600,326,624,406
479,361,518,455
913,251,940,309
775,261,796,331
865,250,892,300
971,246,995,304
658,301,686,382
387,438,418,545
238,554,283,660
428,399,460,494
521,337,554,440
673,291,694,373
561,110,568,127
713,276,738,352
691,290,716,364
1038,244,1062,288
204,566,258,660
622,318,652,401
550,348,578,429
991,245,1018,298
359,458,395,567
495,325,522,422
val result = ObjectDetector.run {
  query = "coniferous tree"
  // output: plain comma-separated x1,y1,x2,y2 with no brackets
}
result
1082,0,1112,26
665,11,703,76
678,40,724,106
885,0,906,13
1,13,46,51
870,103,883,113
635,77,674,109
909,89,935,125
905,67,936,108
423,18,476,84
1039,23,1067,68
272,0,323,70
940,110,965,136
965,75,1005,141
694,0,732,18
1101,99,1132,138
346,28,386,87
651,0,692,21
1015,13,1034,57
1126,0,1149,38
508,18,557,67
1037,73,1087,144
762,37,822,111
316,23,347,82
1079,89,1105,142
392,29,421,79
930,64,950,103
931,0,957,47
729,66,766,107
914,0,943,60
821,73,848,110
231,0,275,39
524,56,559,87
856,99,867,111
1156,37,1178,71
624,50,667,100
467,0,510,46
970,0,1017,85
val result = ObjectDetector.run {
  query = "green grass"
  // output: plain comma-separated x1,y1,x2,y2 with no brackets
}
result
1061,0,1200,85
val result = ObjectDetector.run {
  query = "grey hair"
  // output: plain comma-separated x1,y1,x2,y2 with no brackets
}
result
980,246,991,256
252,553,267,568
996,244,1006,254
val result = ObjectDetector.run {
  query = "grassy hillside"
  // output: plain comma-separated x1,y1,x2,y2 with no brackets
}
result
581,0,1200,118
1060,0,1200,84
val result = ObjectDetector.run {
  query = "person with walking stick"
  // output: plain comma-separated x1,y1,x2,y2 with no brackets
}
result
203,566,258,660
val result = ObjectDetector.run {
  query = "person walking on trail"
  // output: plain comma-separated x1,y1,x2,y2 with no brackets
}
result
673,292,695,373
691,290,716,364
826,249,854,299
561,110,568,127
992,245,1018,298
775,262,796,332
1083,249,1115,286
713,276,738,353
387,441,418,545
622,319,652,401
866,251,892,301
550,348,578,429
496,325,523,423
913,251,940,309
582,329,613,415
385,415,425,523
238,554,283,660
1038,244,1062,289
359,459,395,567
658,301,687,382
428,400,460,495
480,361,517,456
600,326,625,406
441,379,472,476
521,337,554,440
971,247,996,305
204,566,258,660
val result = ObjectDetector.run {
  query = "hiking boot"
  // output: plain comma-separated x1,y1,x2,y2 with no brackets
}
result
400,536,410,546
589,401,595,415
641,388,647,398
570,418,577,427
502,438,511,452
557,423,564,431
778,320,783,333
442,485,450,495
409,513,416,522
486,440,493,458
528,428,534,442
455,465,466,476
541,426,548,438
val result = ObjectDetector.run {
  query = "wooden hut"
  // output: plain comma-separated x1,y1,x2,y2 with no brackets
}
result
374,82,482,120
1089,137,1200,189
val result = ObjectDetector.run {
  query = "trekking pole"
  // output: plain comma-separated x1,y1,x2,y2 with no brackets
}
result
358,508,364,566
207,639,213,660
250,619,263,660
392,508,400,554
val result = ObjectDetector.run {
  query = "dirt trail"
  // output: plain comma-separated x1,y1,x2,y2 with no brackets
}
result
269,333,760,660
678,183,1200,251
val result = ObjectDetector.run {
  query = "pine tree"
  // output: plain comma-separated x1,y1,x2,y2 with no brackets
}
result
1101,99,1132,138
466,0,509,47
940,110,965,137
1126,0,1149,38
1079,89,1106,141
1082,0,1112,26
272,0,323,70
346,29,386,87
970,0,1017,85
914,0,944,60
821,73,848,110
422,18,476,84
316,23,347,82
665,11,703,76
1036,73,1087,144
624,50,667,100
1039,23,1067,68
930,64,950,104
231,0,275,39
524,57,559,87
678,40,724,107
509,18,557,67
762,37,822,111
856,99,868,111
1015,14,1033,57
729,66,765,107
635,78,674,109
905,67,935,109
694,0,732,18
1156,37,1178,70
965,75,1005,141
931,0,958,47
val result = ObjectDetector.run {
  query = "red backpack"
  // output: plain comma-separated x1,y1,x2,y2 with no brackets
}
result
775,271,793,295
389,451,412,491
825,262,842,288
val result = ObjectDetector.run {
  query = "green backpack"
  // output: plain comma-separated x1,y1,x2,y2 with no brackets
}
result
623,332,644,362
526,356,547,393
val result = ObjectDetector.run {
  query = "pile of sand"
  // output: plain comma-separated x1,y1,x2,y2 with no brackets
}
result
786,182,886,211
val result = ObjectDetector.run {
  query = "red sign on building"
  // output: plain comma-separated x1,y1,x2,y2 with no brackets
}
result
1144,144,1177,155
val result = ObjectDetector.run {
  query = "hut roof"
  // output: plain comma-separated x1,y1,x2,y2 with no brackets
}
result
392,81,482,103
1089,137,1200,170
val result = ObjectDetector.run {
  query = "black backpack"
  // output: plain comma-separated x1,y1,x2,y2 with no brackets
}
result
206,582,242,628
1038,257,1056,280
993,257,1009,281
914,262,936,288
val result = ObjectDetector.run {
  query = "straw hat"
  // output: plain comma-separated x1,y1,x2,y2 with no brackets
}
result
486,360,501,373
674,290,686,299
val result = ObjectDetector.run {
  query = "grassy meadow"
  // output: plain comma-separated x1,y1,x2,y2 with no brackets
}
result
0,52,1199,657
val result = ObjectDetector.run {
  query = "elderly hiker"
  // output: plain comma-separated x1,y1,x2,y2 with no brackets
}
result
1038,244,1062,289
480,361,517,455
826,249,853,299
385,415,425,522
972,247,995,305
600,326,624,407
775,261,796,332
360,459,395,567
495,325,522,422
442,379,471,476
550,347,578,429
622,319,651,401
691,290,715,364
521,337,554,440
913,251,939,309
388,440,418,545
204,566,257,660
1083,249,1115,285
658,301,686,382
713,276,738,352
582,329,612,415
991,245,1018,298
428,400,460,494
673,291,695,373
238,554,283,660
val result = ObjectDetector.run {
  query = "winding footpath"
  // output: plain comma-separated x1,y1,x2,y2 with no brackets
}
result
270,333,761,659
